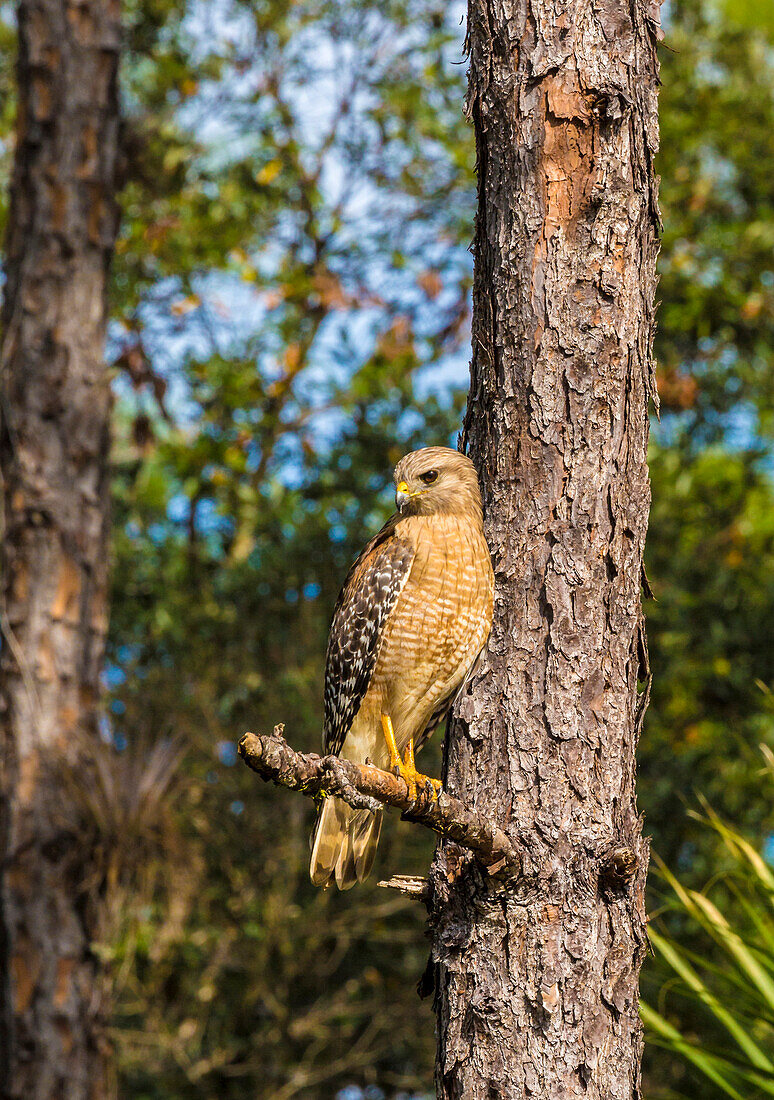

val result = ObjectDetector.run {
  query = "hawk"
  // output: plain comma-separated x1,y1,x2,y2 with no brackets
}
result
310,446,494,890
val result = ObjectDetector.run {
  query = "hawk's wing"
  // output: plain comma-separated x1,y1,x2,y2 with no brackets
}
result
323,515,415,756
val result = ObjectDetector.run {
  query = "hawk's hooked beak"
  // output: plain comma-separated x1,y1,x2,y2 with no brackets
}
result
395,480,411,511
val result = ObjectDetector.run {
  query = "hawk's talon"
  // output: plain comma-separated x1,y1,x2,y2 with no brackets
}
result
381,714,442,803
422,774,443,798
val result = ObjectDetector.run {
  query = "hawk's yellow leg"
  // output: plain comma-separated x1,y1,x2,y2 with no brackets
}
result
380,714,441,801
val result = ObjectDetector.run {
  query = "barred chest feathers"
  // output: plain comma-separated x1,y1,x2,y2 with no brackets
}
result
354,511,494,767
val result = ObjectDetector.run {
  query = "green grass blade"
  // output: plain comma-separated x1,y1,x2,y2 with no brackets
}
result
650,928,774,1072
689,891,774,1013
694,803,774,894
726,880,774,961
640,1002,748,1100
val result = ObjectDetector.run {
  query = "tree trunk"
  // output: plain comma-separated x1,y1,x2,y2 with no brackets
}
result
431,0,661,1096
0,1,120,1096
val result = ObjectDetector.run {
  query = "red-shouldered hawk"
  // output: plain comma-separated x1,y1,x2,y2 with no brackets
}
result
310,446,494,890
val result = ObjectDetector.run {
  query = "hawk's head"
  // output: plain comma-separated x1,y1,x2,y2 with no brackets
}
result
393,446,483,519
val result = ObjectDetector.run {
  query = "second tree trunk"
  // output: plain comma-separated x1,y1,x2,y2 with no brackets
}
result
0,0,120,1095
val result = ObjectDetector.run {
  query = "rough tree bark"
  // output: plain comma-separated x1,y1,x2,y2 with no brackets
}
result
430,0,661,1096
0,1,121,1096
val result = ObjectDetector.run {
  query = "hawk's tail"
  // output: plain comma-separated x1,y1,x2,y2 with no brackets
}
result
309,797,382,890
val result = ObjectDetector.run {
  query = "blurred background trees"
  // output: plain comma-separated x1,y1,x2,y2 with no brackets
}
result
0,0,772,1096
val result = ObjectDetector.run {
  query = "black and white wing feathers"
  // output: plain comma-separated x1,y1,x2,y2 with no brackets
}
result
323,516,414,756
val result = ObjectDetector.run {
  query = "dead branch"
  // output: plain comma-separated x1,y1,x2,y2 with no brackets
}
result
377,874,429,901
238,726,521,878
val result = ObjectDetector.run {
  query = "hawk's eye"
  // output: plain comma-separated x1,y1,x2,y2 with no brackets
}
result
419,469,439,485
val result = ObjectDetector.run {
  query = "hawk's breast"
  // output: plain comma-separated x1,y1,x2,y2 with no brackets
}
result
362,512,494,755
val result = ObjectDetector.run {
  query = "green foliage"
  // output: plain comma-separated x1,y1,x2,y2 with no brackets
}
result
643,768,774,1098
641,445,774,872
657,0,774,439
102,4,470,1092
